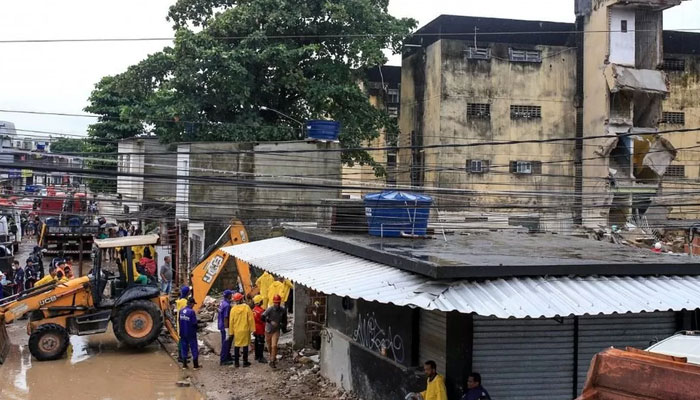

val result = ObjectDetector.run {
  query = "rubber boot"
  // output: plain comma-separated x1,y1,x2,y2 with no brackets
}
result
193,359,201,369
182,360,188,370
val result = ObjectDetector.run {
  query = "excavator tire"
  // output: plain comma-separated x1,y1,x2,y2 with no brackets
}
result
113,300,162,348
28,323,69,361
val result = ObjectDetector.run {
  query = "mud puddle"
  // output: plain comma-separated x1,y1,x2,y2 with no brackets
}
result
0,323,203,400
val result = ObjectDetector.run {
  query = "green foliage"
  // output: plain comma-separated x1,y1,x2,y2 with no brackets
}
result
85,0,416,178
49,138,89,154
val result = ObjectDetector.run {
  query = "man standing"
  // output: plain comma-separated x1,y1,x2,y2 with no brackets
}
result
407,361,447,400
461,373,491,400
159,256,173,293
34,266,57,287
262,294,288,368
218,290,234,366
178,297,201,369
255,272,274,308
229,292,254,368
175,286,190,363
12,261,24,295
24,259,36,289
252,295,267,363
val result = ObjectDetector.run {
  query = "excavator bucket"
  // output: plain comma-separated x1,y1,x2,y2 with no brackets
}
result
0,314,9,364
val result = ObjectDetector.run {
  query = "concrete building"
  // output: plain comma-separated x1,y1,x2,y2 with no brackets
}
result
175,140,341,275
116,137,177,215
224,228,700,400
342,66,401,197
398,9,700,230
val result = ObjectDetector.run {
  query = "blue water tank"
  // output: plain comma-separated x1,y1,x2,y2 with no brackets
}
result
306,120,341,141
364,191,432,237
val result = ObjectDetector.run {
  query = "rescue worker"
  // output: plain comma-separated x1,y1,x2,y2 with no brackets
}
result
12,261,24,295
255,272,274,308
407,361,448,400
252,295,267,363
228,292,254,368
266,276,293,309
461,372,491,400
178,297,200,369
218,290,234,366
175,286,191,363
63,265,74,280
34,266,57,287
262,294,288,368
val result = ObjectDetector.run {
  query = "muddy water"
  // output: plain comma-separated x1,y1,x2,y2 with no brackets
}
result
0,323,203,400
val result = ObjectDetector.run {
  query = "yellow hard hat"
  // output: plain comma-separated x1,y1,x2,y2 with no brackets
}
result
253,295,263,304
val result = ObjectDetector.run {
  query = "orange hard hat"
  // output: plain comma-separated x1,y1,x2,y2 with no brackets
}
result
273,294,282,303
233,292,244,301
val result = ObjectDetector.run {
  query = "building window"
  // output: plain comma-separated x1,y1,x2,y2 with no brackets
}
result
665,165,685,178
620,20,628,33
467,159,490,174
466,46,491,60
510,160,542,175
387,106,399,119
467,103,491,120
660,112,685,125
368,81,383,90
387,88,400,104
509,48,542,63
510,105,542,120
662,58,686,72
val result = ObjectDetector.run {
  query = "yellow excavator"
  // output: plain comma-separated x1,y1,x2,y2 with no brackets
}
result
0,221,256,364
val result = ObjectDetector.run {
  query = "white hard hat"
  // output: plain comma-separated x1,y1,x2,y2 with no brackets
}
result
654,242,662,249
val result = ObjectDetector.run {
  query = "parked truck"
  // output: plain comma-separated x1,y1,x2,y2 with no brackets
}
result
37,189,96,257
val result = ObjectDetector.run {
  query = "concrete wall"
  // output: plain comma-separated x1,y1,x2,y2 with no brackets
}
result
661,54,700,219
181,141,341,240
117,138,176,211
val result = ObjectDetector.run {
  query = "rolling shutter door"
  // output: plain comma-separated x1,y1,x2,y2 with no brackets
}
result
473,317,575,400
419,310,446,372
577,312,677,394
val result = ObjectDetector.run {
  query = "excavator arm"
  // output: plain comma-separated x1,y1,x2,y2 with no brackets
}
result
189,221,258,312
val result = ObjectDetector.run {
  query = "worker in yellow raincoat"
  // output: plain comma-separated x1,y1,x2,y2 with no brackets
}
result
255,272,274,308
229,292,255,367
408,360,448,400
266,276,293,307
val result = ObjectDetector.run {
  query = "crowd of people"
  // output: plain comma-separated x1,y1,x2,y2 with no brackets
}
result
176,273,292,371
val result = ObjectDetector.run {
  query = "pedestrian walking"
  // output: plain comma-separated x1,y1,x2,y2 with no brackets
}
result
178,297,201,369
252,295,267,363
461,372,491,400
229,292,254,368
406,361,448,400
218,290,234,366
159,256,173,293
262,294,288,368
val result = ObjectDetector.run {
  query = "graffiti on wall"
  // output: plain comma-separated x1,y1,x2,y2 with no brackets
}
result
352,312,405,363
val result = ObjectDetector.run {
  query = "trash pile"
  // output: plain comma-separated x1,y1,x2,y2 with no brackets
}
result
284,347,361,400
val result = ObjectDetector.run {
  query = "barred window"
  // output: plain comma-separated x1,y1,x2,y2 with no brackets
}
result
511,105,542,120
467,159,490,173
665,165,685,178
466,46,491,60
509,48,542,63
387,106,399,119
660,111,685,125
467,103,491,120
510,160,542,175
662,58,686,72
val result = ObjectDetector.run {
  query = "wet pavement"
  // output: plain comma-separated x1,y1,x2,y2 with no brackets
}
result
0,239,203,400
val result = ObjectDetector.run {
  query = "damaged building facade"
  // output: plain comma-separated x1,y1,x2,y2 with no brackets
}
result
398,2,700,229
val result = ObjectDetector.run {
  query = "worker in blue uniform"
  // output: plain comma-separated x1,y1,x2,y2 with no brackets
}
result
218,289,234,365
179,296,201,369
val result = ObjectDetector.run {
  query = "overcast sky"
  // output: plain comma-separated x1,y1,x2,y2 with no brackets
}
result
0,0,698,137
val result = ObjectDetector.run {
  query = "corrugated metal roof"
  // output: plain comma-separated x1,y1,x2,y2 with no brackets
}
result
222,237,700,319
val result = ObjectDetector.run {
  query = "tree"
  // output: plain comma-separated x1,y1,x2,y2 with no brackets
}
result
49,138,89,154
85,0,416,178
